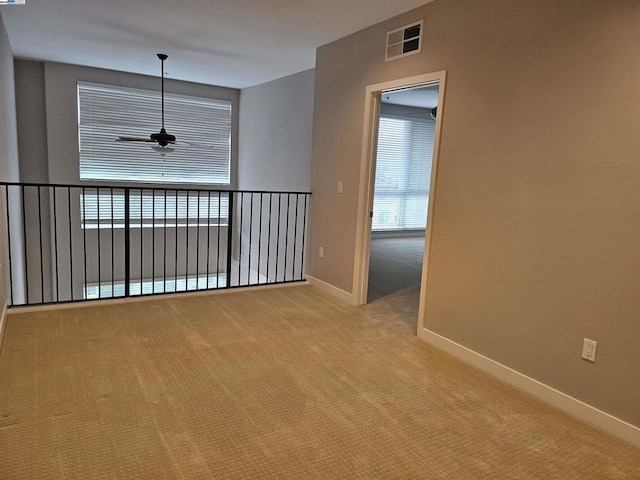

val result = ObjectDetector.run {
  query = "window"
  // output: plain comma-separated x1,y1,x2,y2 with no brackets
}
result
80,189,230,229
372,113,435,231
77,82,232,185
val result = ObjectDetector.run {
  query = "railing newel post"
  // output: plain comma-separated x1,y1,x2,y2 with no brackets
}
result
226,192,234,288
124,187,131,298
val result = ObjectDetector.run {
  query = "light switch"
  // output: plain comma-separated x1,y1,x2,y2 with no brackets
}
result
337,181,344,194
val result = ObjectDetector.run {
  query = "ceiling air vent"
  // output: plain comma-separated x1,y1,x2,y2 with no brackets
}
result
385,20,423,62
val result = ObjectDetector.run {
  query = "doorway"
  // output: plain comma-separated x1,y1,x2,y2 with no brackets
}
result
353,71,446,334
367,85,439,317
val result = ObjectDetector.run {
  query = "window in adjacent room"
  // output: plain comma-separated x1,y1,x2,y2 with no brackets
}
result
372,109,435,231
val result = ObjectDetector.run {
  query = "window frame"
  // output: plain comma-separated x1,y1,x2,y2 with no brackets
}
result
76,81,234,188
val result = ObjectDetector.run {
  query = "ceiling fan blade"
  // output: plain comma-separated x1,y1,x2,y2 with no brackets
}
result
151,145,176,154
117,136,155,142
176,140,215,149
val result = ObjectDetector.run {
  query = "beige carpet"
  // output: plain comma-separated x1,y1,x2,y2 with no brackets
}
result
0,285,638,479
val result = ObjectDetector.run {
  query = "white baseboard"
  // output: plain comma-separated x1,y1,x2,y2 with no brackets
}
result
371,229,425,239
305,275,355,305
417,328,640,448
0,300,7,354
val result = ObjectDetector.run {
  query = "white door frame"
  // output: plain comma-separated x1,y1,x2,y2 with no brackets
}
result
352,70,447,333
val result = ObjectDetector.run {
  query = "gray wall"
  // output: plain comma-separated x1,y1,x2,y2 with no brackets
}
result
238,68,314,192
14,60,48,183
0,14,19,184
0,12,22,305
308,0,640,427
237,69,314,280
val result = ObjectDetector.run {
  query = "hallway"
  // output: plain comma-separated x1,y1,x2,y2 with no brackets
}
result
367,236,425,330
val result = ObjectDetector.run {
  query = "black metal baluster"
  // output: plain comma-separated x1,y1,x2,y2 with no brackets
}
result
225,192,234,288
284,193,290,282
266,193,272,283
82,187,88,300
111,188,114,297
37,186,44,303
152,189,155,294
293,194,299,281
124,188,131,298
68,187,74,300
217,191,221,287
140,190,144,295
163,190,167,293
5,187,14,305
248,192,253,285
301,194,308,281
97,188,101,298
275,193,282,283
196,191,201,289
238,192,243,285
52,186,59,303
185,191,190,290
257,193,263,284
21,185,29,304
174,190,179,291
206,190,212,289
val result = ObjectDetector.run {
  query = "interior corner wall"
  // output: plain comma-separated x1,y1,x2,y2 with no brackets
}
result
0,12,21,305
0,14,18,184
14,59,48,183
238,68,314,192
236,69,314,281
308,0,640,427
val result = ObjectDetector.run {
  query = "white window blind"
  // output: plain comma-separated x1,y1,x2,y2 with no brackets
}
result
372,114,435,231
77,82,232,185
80,190,229,229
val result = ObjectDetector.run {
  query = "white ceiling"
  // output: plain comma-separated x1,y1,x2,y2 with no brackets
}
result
382,84,439,108
0,0,435,89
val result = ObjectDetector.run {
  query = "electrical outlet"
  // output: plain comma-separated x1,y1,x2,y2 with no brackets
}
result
582,338,597,362
319,247,324,259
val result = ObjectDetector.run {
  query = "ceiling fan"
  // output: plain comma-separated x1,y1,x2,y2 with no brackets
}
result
116,53,207,153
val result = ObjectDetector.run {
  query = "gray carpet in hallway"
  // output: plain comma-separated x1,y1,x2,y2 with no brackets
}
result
367,236,425,330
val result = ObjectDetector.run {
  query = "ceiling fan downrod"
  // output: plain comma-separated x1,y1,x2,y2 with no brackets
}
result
158,53,167,131
149,53,175,147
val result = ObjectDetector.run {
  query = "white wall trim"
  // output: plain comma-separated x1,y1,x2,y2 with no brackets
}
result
418,327,640,448
371,229,425,239
353,71,447,307
306,275,355,305
0,300,7,354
